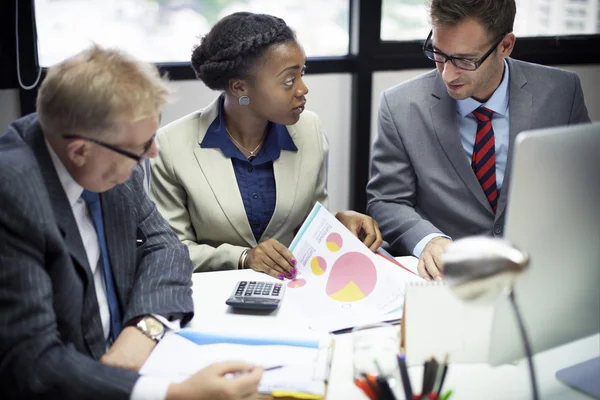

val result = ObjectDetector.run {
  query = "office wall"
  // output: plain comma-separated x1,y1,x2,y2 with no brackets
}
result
371,64,600,145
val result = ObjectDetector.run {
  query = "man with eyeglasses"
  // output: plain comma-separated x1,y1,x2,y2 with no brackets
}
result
0,45,262,400
367,0,590,280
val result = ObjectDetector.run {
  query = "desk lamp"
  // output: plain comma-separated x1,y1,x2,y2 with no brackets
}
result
441,236,539,400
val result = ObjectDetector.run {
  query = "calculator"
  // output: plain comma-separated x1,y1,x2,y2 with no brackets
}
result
225,281,286,311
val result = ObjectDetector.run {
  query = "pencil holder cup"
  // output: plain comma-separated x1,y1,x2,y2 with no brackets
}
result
352,322,400,379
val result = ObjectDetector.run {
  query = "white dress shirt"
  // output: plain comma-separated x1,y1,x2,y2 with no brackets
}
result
46,142,172,400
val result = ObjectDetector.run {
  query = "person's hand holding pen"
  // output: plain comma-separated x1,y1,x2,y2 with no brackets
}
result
166,361,263,400
243,238,298,280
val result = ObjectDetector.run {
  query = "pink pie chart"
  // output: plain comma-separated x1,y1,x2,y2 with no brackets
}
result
326,232,343,252
326,252,377,302
310,256,327,276
287,278,307,288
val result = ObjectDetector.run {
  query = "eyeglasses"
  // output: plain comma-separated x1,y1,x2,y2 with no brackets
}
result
62,133,155,164
422,30,508,71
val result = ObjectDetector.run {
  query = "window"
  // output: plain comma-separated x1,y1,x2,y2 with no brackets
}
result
34,0,349,67
380,0,429,41
381,0,600,41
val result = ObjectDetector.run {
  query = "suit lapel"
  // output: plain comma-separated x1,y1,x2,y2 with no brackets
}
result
193,99,256,246
28,127,93,283
261,126,302,240
430,76,492,211
496,59,532,219
27,126,105,359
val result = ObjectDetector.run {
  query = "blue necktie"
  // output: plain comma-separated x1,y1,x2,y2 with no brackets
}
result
81,190,123,343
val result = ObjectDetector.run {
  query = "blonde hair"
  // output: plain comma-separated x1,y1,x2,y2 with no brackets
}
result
37,44,172,138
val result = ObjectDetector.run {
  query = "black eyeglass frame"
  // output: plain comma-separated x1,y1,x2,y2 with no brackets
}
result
422,30,509,71
62,134,155,164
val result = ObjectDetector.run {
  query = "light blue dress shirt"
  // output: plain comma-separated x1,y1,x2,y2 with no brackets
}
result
413,60,510,258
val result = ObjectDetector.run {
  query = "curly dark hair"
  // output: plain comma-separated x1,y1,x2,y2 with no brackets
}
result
191,12,296,91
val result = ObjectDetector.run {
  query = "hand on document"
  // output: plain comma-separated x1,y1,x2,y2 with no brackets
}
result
167,361,263,400
334,211,383,252
245,238,298,280
417,237,452,281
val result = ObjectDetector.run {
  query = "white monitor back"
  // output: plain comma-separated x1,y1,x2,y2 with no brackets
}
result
489,122,600,365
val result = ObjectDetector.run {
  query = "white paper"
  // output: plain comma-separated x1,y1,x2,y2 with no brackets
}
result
287,203,422,331
140,328,331,395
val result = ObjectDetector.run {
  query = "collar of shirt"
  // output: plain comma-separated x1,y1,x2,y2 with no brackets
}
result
456,59,510,118
200,95,298,164
45,139,84,207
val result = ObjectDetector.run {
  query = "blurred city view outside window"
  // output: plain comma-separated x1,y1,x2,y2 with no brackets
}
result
34,0,349,66
381,0,600,41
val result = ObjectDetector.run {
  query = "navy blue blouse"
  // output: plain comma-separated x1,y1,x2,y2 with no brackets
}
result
200,98,298,241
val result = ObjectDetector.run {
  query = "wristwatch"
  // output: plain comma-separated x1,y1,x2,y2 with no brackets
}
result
135,316,165,342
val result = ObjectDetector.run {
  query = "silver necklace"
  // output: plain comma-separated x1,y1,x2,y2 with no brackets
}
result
226,127,266,161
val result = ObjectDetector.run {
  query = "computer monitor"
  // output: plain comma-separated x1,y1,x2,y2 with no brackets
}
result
488,121,600,393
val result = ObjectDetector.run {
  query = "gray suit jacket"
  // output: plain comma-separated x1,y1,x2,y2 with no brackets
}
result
367,58,590,256
0,114,194,399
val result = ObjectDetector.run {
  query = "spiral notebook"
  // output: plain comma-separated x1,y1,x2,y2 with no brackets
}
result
400,281,495,366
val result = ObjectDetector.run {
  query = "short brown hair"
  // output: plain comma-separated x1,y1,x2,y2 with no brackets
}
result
37,44,172,138
429,0,516,41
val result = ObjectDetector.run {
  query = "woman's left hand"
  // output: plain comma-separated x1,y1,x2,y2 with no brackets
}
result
335,211,383,252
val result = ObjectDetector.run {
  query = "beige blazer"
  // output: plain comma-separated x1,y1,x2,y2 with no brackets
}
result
150,96,329,272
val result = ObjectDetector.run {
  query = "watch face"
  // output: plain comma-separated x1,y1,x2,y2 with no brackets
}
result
145,318,164,336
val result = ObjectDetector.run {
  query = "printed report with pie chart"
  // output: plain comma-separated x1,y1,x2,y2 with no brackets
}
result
287,203,422,331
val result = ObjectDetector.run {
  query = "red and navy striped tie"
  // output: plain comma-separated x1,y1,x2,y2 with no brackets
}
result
472,106,498,213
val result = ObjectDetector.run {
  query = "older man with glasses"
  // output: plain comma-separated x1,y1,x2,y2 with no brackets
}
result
0,44,263,400
367,0,590,281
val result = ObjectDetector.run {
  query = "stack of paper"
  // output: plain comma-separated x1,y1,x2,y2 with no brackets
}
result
140,327,333,398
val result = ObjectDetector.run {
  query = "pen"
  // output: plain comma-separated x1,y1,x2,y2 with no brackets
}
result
435,354,449,396
226,364,284,379
439,389,454,400
354,377,378,400
362,373,380,398
397,354,413,400
264,365,285,372
420,358,431,400
373,359,397,400
376,376,397,400
424,357,438,396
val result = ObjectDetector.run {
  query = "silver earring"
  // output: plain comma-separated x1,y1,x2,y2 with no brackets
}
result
239,96,250,106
